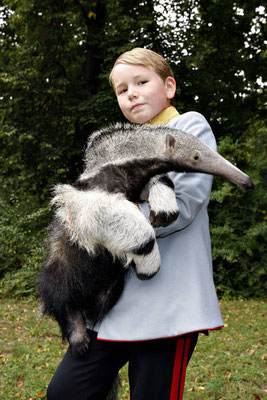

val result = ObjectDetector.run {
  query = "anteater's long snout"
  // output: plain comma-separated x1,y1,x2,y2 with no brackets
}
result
171,129,254,190
208,153,254,190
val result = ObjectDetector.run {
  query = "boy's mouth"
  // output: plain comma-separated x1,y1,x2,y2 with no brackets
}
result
131,103,144,111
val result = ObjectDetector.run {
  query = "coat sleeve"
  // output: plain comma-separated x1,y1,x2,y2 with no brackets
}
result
138,112,217,238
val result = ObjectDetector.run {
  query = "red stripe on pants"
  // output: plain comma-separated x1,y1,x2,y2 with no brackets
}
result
170,336,192,400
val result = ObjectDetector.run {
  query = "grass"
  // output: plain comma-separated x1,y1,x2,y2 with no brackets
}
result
0,298,266,400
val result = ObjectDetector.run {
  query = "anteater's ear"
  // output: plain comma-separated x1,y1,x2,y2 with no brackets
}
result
165,134,176,155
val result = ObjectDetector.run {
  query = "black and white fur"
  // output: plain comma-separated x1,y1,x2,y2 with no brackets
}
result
38,123,253,356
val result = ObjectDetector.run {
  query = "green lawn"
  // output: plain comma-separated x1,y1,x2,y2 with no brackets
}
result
0,298,266,400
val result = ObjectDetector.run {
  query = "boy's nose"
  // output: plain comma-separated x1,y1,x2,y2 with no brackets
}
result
128,86,138,100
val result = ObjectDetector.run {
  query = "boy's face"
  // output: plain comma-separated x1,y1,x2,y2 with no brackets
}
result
112,64,176,124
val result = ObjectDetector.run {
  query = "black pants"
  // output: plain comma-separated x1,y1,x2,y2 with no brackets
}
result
47,330,198,400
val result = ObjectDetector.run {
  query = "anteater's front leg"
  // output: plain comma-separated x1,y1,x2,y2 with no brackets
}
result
142,175,179,227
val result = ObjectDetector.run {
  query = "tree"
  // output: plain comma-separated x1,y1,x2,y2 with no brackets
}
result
163,0,266,139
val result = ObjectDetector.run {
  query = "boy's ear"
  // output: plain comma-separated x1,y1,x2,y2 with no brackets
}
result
165,77,176,100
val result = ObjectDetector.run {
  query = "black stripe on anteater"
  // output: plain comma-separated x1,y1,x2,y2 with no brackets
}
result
157,175,175,189
133,238,155,255
73,158,179,203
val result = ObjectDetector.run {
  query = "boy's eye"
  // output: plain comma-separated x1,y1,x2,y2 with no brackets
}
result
139,80,148,85
118,88,127,95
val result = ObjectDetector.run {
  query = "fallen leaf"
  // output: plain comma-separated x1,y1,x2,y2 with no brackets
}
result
253,394,261,400
187,387,194,392
16,374,24,388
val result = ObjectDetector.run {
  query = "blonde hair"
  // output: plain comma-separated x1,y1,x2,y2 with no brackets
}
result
109,47,174,87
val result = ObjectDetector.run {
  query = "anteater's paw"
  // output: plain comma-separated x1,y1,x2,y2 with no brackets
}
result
149,210,179,227
148,176,179,226
70,335,90,357
133,239,161,279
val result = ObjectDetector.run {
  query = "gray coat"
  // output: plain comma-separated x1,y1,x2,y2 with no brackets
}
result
93,111,224,341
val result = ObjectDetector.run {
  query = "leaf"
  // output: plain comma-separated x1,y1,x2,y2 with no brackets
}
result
16,374,24,388
187,387,194,392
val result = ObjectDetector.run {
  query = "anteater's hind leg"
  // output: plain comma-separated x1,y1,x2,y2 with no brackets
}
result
65,310,90,356
38,224,91,356
38,267,90,356
39,294,89,356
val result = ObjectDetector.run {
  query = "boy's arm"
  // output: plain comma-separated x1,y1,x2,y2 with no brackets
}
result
139,111,217,238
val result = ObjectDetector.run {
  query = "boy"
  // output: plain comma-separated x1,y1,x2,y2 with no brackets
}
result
47,48,223,400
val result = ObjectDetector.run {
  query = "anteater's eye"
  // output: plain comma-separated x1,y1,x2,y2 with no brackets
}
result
192,152,200,161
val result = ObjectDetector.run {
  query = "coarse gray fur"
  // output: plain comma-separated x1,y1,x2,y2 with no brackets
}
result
38,123,253,364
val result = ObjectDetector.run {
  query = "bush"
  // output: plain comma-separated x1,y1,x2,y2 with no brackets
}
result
210,119,267,297
0,196,50,298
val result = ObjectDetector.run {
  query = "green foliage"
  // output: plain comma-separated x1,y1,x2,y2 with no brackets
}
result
0,0,84,202
0,250,43,298
169,0,266,140
0,196,49,297
210,119,267,297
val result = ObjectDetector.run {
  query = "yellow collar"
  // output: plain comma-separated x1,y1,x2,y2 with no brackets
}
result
146,106,179,126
